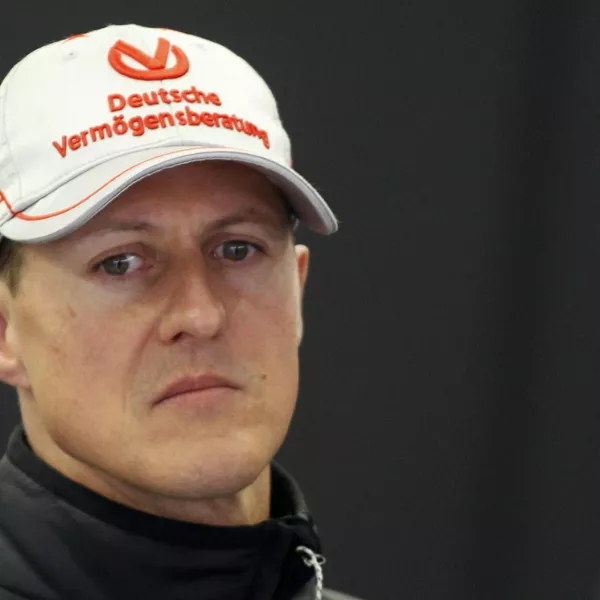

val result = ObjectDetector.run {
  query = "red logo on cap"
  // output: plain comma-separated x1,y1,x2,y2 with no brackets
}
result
108,37,189,80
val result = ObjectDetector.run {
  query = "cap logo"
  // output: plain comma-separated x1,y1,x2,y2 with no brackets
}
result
108,37,189,80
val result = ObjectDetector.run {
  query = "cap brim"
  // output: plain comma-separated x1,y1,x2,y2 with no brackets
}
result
0,145,338,243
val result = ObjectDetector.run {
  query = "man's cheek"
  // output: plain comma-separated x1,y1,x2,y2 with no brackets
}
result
36,324,108,383
19,316,69,379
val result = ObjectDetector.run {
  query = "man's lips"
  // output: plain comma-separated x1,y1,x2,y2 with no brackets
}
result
154,374,239,405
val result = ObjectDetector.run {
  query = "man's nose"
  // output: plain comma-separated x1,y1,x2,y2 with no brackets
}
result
157,261,226,344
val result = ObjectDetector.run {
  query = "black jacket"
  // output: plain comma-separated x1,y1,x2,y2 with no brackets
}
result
0,425,362,600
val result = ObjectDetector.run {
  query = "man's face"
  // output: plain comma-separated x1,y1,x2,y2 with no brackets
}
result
1,161,309,504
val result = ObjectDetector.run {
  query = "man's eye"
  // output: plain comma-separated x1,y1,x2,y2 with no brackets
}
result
97,253,142,276
214,241,259,262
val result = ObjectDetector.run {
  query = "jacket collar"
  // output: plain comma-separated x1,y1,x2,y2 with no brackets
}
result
0,424,323,600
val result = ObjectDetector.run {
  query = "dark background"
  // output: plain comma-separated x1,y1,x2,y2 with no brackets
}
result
0,1,599,599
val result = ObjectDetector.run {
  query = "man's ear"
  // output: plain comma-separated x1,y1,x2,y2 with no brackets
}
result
0,287,29,390
294,244,310,344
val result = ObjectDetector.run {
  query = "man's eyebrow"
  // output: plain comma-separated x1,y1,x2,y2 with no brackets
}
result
84,209,288,238
85,220,159,236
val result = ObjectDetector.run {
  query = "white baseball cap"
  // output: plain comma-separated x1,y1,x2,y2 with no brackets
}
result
0,24,338,243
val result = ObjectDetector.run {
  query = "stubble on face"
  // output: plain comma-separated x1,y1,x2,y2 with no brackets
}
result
4,161,310,525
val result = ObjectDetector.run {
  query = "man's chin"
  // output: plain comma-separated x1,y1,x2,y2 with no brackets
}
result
130,439,274,501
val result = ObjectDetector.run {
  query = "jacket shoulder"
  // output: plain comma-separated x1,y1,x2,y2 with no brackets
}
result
323,588,365,600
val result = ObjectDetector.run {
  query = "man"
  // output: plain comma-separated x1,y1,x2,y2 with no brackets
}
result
0,24,361,600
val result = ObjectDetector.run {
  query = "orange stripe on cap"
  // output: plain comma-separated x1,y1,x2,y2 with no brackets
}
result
0,147,221,222
64,33,88,42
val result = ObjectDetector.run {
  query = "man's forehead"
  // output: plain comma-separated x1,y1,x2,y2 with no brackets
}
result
82,207,287,238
